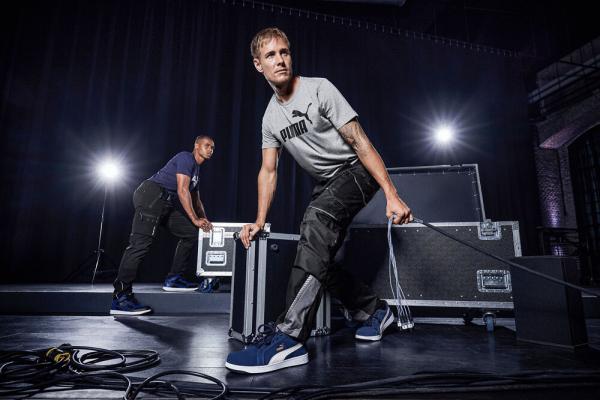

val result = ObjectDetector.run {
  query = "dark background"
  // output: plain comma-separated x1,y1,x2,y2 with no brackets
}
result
0,0,597,283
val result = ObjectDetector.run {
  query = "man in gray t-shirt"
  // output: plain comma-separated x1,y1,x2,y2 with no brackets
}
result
226,27,412,374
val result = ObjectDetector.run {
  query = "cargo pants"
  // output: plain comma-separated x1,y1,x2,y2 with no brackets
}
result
276,161,384,341
113,180,198,296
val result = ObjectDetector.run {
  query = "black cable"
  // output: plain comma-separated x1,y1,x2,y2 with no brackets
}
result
411,217,600,298
69,347,160,373
0,345,159,399
127,370,228,399
3,345,600,399
0,371,132,398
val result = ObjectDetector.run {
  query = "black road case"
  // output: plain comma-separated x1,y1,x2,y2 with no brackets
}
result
196,222,249,292
353,164,487,225
343,221,521,329
229,230,331,343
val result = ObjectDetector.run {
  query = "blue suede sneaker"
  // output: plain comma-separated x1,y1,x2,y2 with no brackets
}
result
110,293,152,315
225,323,309,374
162,274,199,292
355,303,394,341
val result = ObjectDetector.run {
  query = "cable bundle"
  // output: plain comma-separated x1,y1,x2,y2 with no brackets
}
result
387,216,414,330
0,345,227,399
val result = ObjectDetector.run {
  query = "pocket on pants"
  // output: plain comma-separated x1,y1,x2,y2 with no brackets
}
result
308,187,350,224
132,209,160,237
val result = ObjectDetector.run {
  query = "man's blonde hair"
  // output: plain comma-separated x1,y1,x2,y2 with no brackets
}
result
250,27,290,59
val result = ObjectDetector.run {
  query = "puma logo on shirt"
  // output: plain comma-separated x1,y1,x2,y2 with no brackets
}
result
280,103,312,143
292,103,313,124
280,120,308,142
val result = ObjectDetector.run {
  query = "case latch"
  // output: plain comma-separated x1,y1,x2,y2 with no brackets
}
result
478,220,501,240
477,270,512,293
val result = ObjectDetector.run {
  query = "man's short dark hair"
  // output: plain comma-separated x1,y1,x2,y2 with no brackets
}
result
195,135,214,144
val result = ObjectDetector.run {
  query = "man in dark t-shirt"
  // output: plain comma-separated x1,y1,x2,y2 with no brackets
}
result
110,135,215,315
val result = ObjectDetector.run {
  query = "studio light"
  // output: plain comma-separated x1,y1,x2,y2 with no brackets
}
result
434,124,454,145
97,159,122,183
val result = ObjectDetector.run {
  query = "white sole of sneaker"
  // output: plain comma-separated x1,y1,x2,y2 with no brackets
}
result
225,352,309,374
161,286,199,292
109,308,152,316
355,309,395,341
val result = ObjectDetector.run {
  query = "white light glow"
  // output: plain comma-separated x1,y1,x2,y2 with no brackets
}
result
97,159,122,182
434,124,454,145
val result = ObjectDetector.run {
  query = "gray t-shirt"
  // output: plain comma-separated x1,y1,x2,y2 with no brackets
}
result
261,77,358,180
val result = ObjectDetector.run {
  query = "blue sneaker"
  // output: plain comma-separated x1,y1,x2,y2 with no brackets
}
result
162,274,199,292
355,303,394,341
225,323,309,374
110,293,152,315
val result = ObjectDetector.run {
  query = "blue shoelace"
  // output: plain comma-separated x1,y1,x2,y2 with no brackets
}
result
365,309,385,328
252,322,278,347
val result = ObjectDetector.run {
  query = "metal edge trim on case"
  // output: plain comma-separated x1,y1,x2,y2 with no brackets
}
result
228,330,252,344
473,164,486,221
385,299,514,309
198,271,232,277
228,243,237,335
243,242,256,337
512,221,522,256
387,164,478,173
310,292,331,336
255,238,268,328
211,222,250,228
352,221,518,229
198,222,252,239
196,229,205,277
386,164,486,221
268,232,301,240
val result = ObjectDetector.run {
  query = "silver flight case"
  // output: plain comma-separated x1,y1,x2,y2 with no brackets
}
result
229,228,331,343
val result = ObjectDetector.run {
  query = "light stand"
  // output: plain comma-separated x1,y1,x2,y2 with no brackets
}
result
65,158,122,283
91,185,109,285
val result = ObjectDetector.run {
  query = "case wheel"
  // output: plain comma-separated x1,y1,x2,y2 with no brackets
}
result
483,312,496,332
199,277,221,293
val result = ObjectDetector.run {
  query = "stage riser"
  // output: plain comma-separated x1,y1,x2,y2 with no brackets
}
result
0,287,230,315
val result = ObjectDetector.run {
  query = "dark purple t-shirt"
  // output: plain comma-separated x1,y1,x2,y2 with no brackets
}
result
148,152,200,194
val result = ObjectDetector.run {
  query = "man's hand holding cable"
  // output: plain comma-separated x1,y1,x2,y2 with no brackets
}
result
386,192,412,225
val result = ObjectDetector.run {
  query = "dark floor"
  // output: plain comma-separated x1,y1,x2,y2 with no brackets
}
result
1,314,600,398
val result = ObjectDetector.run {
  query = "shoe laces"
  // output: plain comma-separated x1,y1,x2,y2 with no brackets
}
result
252,322,278,347
365,308,385,327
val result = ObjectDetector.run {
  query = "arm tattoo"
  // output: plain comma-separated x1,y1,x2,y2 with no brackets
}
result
339,121,370,155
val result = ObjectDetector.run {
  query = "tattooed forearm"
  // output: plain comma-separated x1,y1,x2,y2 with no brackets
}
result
338,120,372,155
338,119,398,197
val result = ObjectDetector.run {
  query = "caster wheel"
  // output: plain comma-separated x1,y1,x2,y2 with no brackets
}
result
483,312,496,332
